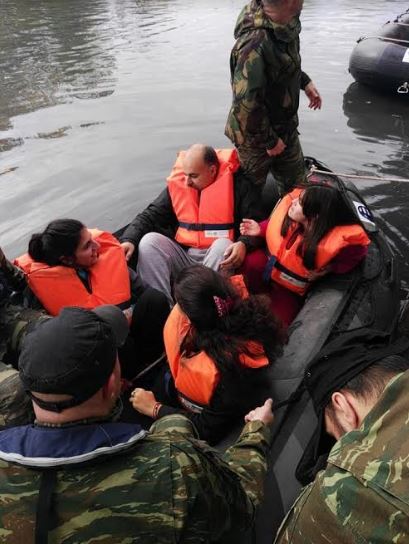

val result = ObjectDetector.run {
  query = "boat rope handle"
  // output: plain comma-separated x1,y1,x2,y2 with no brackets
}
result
397,82,409,94
357,35,409,45
307,166,409,184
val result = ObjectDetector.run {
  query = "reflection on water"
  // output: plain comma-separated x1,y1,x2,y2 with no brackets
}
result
0,0,118,132
343,83,409,179
1,0,409,296
342,82,409,293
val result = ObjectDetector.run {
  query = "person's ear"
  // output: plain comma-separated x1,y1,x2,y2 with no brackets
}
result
209,164,217,180
60,255,74,266
102,371,117,402
330,391,360,434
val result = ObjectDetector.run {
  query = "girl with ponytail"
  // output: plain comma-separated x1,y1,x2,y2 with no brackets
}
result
16,218,170,379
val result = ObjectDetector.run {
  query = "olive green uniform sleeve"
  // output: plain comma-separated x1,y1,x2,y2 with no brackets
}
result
223,420,272,508
1,257,26,292
152,416,272,540
227,45,279,149
274,478,356,544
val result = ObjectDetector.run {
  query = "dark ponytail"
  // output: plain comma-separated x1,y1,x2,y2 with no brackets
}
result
174,265,286,374
27,233,45,262
28,219,84,266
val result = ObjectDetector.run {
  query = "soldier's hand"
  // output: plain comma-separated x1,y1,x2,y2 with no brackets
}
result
266,138,286,157
130,388,157,417
121,241,135,261
240,219,261,237
304,81,322,110
245,398,274,426
220,241,247,270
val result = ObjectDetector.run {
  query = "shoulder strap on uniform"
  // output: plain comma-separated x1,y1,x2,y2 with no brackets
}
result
35,469,57,544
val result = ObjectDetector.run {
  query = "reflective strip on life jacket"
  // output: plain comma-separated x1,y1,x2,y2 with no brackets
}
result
167,148,239,248
15,229,131,316
177,393,204,414
266,189,371,295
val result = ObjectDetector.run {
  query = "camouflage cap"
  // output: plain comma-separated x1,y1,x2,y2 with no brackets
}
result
19,306,128,413
296,329,409,485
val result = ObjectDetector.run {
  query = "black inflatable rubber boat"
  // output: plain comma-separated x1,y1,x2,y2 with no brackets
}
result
117,157,401,543
349,10,409,94
219,157,401,543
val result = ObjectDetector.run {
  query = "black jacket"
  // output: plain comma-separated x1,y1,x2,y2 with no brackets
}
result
121,169,265,256
158,364,273,445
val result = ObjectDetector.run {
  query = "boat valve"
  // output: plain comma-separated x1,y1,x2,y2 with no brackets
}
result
397,82,409,94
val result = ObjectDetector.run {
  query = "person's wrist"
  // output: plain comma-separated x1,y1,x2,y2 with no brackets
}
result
152,402,163,420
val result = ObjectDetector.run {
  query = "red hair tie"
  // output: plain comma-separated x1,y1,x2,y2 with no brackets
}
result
213,296,233,318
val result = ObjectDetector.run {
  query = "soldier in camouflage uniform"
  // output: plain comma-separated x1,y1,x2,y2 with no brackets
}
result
0,305,274,543
275,331,409,543
225,0,322,194
0,248,47,427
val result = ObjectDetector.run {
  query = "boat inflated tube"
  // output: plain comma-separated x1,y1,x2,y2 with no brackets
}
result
349,11,409,93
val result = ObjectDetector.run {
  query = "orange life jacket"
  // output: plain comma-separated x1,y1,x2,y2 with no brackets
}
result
265,189,371,296
167,148,239,249
164,276,269,413
15,229,131,316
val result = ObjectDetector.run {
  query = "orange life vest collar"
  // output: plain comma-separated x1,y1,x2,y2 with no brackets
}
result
266,189,371,295
164,298,269,412
167,148,239,249
15,229,131,316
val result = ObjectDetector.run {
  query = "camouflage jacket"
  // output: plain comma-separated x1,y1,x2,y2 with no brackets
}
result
0,260,36,428
0,414,272,543
225,0,310,149
275,370,409,543
0,258,26,307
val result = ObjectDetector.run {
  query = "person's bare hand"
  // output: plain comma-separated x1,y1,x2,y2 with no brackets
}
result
266,138,286,157
240,219,261,237
307,266,329,281
130,388,157,417
245,398,274,426
121,241,135,262
304,81,322,110
219,241,246,270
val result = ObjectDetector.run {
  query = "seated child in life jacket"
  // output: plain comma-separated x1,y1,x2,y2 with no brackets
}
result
130,264,286,445
15,219,169,378
240,184,371,328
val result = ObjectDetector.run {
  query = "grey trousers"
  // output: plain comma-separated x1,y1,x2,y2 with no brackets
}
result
137,232,233,305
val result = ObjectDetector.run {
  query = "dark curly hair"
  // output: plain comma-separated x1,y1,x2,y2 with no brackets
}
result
174,265,286,375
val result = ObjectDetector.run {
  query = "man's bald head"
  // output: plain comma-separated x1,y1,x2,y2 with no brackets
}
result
183,144,219,191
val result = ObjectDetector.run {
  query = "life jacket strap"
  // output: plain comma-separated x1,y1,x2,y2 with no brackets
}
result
178,221,235,232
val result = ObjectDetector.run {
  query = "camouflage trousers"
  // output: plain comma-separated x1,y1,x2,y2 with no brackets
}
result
237,131,307,195
0,304,46,428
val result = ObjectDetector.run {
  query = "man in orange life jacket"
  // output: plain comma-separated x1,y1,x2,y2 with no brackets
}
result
121,144,264,305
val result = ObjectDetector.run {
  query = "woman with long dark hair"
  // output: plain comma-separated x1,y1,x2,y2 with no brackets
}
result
240,183,371,326
130,264,285,444
15,219,169,377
